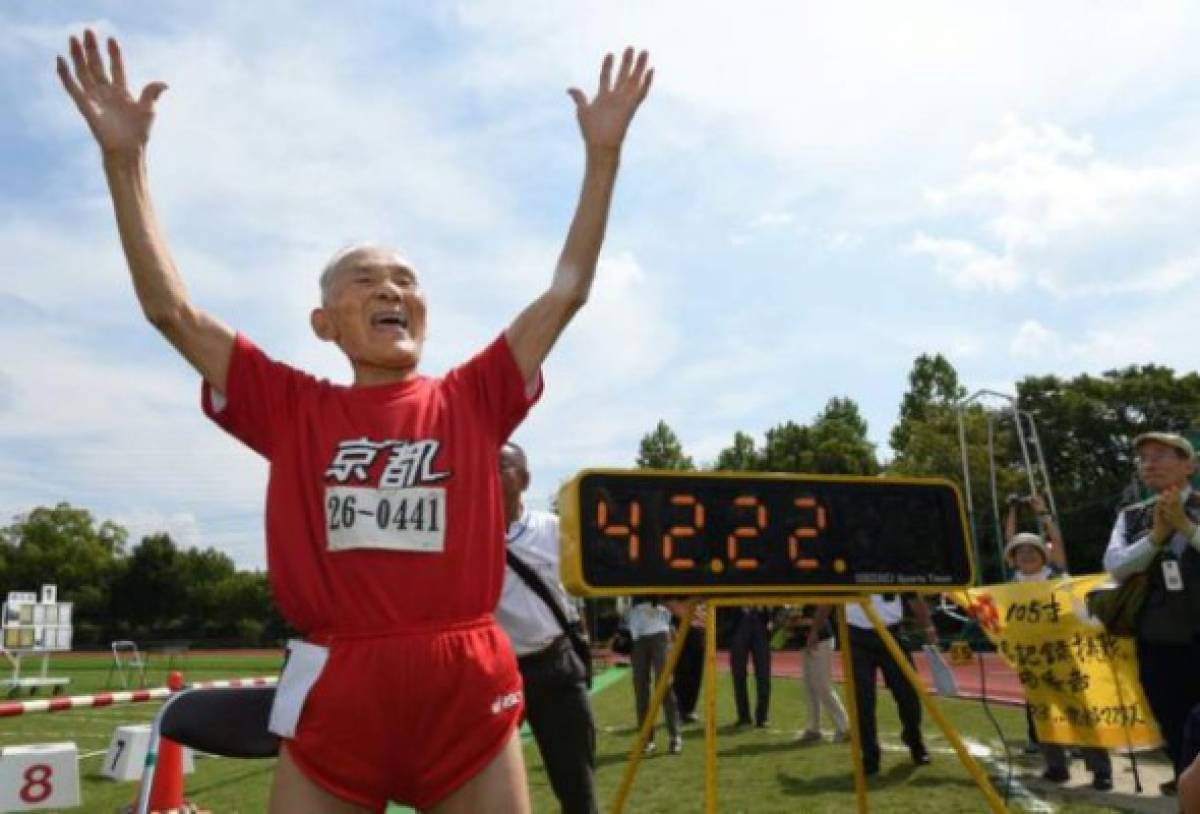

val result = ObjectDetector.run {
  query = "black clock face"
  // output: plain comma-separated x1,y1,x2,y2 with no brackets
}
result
566,471,973,594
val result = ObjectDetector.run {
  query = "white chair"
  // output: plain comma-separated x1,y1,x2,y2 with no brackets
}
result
107,640,147,689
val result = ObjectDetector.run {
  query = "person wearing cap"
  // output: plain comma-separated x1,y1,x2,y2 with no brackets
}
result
1103,431,1200,794
1006,496,1112,790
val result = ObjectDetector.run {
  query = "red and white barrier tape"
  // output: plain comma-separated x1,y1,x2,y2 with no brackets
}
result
0,676,277,718
187,676,277,691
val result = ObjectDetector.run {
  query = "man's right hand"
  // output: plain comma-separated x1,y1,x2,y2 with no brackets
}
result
1152,490,1177,546
57,30,167,157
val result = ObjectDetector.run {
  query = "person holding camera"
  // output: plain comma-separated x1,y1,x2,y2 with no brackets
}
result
1005,492,1112,790
1004,493,1068,576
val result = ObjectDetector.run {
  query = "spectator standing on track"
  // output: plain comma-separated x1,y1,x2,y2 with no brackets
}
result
496,442,597,814
799,605,849,744
729,606,773,728
627,597,683,755
666,598,706,724
813,594,935,776
1005,493,1112,790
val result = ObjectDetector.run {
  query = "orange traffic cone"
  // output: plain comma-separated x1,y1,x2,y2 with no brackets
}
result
125,672,210,814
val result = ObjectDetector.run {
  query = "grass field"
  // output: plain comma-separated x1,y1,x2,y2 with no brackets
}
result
0,652,1168,813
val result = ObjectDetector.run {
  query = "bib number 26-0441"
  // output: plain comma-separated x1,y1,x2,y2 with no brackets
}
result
325,486,447,553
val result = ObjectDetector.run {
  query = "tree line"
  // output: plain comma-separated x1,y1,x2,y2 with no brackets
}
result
0,503,289,648
637,356,1200,583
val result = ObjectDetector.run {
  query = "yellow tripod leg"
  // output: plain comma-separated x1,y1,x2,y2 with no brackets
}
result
860,601,1006,814
704,601,718,814
838,601,870,813
611,599,695,814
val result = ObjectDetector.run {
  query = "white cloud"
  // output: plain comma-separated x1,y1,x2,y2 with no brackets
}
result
907,233,1020,292
1009,320,1062,360
913,115,1200,297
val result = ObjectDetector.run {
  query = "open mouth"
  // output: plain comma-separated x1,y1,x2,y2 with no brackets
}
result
370,310,409,332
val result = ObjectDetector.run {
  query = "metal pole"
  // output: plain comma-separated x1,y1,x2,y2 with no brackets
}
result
956,406,985,584
986,414,1005,580
703,602,718,814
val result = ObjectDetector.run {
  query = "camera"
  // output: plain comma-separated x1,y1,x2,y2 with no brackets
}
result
1006,494,1033,507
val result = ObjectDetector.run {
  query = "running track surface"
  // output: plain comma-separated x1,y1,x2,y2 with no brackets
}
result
57,647,1024,704
604,649,1026,705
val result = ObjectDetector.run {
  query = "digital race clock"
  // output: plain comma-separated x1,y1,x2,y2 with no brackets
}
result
558,470,974,597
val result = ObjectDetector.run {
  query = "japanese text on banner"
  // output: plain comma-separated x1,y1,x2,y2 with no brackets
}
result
952,575,1160,748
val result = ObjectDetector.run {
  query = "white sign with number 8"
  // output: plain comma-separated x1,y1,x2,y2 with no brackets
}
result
0,743,79,811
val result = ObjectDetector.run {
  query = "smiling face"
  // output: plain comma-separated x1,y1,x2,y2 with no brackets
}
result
1135,440,1196,493
310,246,428,386
1011,544,1046,576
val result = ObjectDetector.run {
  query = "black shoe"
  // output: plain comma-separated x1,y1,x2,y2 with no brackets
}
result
734,718,752,727
755,720,770,729
1041,767,1069,784
1161,779,1177,796
1092,774,1113,792
910,744,931,766
863,762,880,777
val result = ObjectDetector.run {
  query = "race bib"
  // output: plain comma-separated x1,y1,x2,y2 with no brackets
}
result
325,486,447,553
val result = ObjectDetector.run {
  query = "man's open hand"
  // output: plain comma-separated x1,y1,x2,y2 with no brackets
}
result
567,48,653,156
56,30,167,157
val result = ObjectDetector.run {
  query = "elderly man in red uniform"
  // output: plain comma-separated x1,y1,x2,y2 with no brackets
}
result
56,30,652,814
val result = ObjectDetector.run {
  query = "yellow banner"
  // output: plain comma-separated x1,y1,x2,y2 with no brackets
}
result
952,575,1160,748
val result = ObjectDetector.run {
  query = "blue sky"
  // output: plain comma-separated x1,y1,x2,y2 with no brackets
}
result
4,2,1200,569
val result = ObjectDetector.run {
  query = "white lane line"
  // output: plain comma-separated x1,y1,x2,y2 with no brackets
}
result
878,737,1054,813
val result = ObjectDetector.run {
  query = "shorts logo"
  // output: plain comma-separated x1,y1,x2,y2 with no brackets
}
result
491,690,522,715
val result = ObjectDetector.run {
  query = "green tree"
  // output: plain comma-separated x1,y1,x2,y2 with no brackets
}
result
636,420,695,470
110,533,190,638
759,421,813,472
810,397,879,475
890,353,966,454
714,430,760,471
0,503,127,643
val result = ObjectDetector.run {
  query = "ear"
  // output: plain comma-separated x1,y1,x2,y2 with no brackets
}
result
311,307,337,342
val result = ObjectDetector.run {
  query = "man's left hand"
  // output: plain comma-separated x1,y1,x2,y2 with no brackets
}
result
1160,486,1194,535
568,47,653,156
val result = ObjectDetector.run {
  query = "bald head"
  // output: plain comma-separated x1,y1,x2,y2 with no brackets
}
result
318,243,417,305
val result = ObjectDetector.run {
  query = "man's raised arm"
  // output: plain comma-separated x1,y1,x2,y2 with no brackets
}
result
505,47,653,384
57,30,234,393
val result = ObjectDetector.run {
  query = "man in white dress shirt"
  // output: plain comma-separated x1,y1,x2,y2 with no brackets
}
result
814,594,936,776
496,442,597,813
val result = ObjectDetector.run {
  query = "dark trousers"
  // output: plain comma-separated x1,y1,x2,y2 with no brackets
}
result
631,631,680,739
1137,636,1200,777
672,626,705,717
519,637,597,814
731,613,771,725
1024,704,1111,777
849,625,923,769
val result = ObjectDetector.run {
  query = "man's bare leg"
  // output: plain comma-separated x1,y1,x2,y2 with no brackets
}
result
426,729,531,814
270,744,375,814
